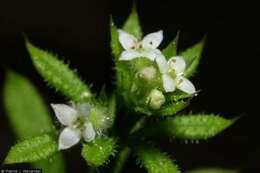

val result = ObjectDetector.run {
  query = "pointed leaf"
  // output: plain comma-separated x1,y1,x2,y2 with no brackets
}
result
3,70,66,172
110,17,123,58
162,31,180,58
186,168,238,173
142,114,236,140
26,41,92,102
82,137,117,167
166,90,197,102
123,4,142,39
3,70,54,139
99,85,108,101
180,37,205,78
135,145,180,173
4,134,58,164
170,114,236,140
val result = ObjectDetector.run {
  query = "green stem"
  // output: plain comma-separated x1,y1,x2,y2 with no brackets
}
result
111,116,146,173
111,146,131,173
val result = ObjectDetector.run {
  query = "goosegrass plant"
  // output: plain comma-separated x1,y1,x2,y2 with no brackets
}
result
3,5,238,173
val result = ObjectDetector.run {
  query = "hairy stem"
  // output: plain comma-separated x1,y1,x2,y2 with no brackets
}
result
111,116,146,173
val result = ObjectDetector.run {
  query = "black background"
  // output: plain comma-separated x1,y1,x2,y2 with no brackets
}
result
0,0,254,172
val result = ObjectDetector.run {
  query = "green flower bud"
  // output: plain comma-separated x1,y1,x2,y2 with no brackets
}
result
146,89,165,110
138,66,156,81
89,107,111,132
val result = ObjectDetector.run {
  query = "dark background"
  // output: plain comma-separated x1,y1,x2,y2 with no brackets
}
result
0,0,254,172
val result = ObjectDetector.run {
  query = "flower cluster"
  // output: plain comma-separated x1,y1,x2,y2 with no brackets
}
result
118,30,196,96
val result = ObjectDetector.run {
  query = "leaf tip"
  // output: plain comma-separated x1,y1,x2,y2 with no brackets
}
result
231,116,240,125
110,16,115,26
3,157,12,165
25,39,35,52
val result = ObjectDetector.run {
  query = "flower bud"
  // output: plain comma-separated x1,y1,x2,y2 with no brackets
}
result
138,66,156,81
89,107,111,132
146,89,165,110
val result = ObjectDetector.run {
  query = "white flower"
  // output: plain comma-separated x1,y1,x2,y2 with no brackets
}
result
118,29,163,61
156,55,196,94
51,103,96,150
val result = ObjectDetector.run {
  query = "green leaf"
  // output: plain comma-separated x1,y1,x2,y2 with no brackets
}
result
158,100,189,116
123,3,142,39
26,41,92,102
180,37,206,78
4,70,66,172
4,134,58,164
162,31,180,58
110,17,122,58
82,137,117,167
166,90,197,102
115,61,135,106
135,145,180,173
142,114,236,140
3,70,54,139
186,168,238,173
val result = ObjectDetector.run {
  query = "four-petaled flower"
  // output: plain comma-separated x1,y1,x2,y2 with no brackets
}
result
51,103,96,150
118,29,163,61
156,55,196,94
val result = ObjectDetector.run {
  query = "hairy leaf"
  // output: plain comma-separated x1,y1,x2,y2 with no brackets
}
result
123,4,142,39
186,168,238,173
5,134,58,164
166,90,197,102
142,114,236,140
26,41,92,102
162,31,180,58
135,145,180,173
4,70,66,172
115,61,135,106
110,17,122,58
180,37,205,78
4,70,54,139
82,137,117,167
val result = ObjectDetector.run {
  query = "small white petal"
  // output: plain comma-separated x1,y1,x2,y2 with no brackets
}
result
58,127,81,150
119,50,141,60
168,56,186,75
76,103,92,118
162,74,176,92
141,49,162,61
176,76,196,94
155,53,169,73
141,30,163,49
51,104,78,126
118,29,138,50
82,122,96,142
